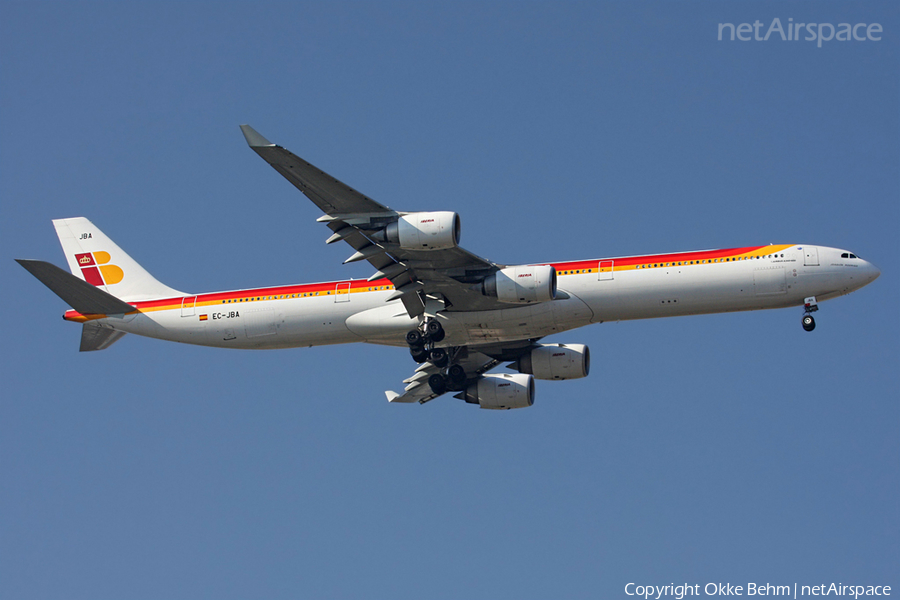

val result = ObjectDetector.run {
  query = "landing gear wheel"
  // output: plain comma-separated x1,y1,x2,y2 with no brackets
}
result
802,315,816,332
406,329,424,348
428,374,448,395
430,348,449,368
447,364,467,390
410,347,430,363
424,319,445,343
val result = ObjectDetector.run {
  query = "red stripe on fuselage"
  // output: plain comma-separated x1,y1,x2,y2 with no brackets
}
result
62,245,780,321
549,246,768,271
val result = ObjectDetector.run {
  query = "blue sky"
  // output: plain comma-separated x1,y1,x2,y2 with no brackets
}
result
1,2,897,599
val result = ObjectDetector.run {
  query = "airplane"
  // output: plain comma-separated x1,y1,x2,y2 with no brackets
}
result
17,125,881,409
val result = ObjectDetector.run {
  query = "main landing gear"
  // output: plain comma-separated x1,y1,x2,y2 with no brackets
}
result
406,319,445,363
802,296,818,332
405,319,466,394
428,364,467,395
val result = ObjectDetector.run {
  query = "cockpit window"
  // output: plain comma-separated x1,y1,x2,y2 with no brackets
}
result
841,253,859,259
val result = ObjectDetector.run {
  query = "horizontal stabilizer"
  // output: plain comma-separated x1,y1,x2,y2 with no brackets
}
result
16,259,136,315
80,324,127,352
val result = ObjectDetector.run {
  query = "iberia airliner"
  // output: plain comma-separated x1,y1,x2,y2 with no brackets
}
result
17,126,881,409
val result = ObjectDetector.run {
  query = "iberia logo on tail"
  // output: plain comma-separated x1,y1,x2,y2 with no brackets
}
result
74,252,124,286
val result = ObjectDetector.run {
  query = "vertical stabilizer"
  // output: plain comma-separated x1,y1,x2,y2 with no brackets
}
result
52,217,184,301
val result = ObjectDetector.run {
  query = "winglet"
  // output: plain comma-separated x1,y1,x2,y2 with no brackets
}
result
240,124,275,147
385,390,400,403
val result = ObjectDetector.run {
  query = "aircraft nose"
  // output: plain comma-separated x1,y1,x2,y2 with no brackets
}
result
864,260,881,283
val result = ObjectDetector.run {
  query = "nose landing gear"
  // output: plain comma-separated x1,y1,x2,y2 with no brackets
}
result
802,296,818,332
802,314,816,332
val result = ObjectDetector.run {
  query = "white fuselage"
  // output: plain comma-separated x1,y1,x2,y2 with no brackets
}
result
68,244,880,349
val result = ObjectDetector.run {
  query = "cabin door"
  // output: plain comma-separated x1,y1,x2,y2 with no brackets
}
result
181,296,197,317
597,260,614,281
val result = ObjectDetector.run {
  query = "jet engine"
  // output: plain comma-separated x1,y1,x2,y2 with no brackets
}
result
379,211,461,250
463,373,535,410
514,343,590,380
481,265,556,304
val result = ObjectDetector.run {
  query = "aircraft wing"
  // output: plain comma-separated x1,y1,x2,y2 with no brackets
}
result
385,349,502,404
240,124,391,216
241,125,505,316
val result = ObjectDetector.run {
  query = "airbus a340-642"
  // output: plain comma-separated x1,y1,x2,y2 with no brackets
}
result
18,126,881,409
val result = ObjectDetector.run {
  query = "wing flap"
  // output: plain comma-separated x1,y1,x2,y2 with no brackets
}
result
386,383,438,404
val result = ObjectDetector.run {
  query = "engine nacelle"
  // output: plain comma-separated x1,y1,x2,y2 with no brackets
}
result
463,373,535,410
481,265,557,304
382,211,460,251
514,344,590,380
